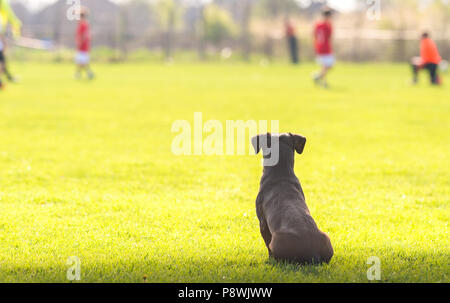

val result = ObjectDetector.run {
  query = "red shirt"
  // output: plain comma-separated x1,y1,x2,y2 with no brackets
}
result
314,21,332,55
77,20,91,52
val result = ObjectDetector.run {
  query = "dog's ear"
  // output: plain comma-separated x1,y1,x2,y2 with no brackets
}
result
251,133,271,154
290,133,307,154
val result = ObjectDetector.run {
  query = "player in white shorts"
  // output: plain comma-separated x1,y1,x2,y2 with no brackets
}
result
75,7,94,80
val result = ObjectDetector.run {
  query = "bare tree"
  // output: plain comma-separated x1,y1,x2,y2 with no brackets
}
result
118,4,129,60
156,0,183,60
188,0,207,60
239,0,253,61
52,0,65,48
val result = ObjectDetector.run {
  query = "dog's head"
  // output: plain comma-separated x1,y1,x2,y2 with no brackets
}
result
251,133,306,167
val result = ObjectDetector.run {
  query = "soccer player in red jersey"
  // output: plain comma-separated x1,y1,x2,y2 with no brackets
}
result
75,7,94,80
312,7,334,88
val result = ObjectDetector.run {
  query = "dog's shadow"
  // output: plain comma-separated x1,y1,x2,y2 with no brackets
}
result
264,258,326,276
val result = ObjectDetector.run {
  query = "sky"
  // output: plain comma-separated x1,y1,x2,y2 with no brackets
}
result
14,0,357,12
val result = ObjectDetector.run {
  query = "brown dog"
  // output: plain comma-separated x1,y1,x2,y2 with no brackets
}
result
252,133,333,265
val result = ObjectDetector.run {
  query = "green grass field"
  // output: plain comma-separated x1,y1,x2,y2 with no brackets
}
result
0,62,448,282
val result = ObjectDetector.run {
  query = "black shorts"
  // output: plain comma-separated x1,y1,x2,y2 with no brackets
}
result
0,50,5,63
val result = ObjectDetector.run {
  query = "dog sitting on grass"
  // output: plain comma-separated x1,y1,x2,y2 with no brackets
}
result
252,133,333,265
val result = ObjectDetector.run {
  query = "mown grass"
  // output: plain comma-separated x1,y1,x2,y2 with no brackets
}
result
0,62,448,282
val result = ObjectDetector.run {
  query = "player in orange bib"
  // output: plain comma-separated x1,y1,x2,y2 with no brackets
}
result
411,32,442,85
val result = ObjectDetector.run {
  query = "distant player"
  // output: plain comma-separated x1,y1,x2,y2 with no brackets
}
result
75,7,94,80
0,0,22,89
312,7,334,88
285,18,299,64
411,32,442,85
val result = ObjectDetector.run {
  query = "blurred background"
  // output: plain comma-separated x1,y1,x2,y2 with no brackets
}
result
7,0,450,63
1,1,449,283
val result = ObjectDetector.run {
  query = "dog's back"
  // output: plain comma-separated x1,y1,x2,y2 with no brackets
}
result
259,180,333,265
